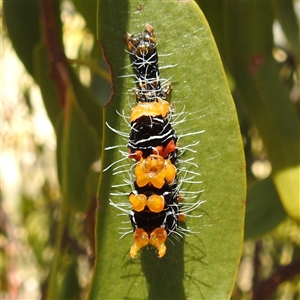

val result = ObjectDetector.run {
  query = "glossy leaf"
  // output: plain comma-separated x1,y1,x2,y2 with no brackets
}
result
89,1,245,299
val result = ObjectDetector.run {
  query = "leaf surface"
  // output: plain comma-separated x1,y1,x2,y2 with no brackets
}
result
89,1,246,299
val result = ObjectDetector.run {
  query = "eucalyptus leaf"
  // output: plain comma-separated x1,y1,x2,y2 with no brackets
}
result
33,43,61,129
56,90,100,212
89,1,245,299
3,0,40,77
34,44,100,212
273,166,300,223
245,177,287,239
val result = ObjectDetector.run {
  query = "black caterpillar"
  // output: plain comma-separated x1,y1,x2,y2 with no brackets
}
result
125,24,180,257
106,24,204,258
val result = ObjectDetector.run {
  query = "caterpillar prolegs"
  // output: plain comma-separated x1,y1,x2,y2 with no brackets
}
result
105,24,204,258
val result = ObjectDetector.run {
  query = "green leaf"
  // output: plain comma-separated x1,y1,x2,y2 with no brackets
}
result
245,177,287,239
33,43,62,129
3,0,40,77
194,1,226,59
72,0,98,37
72,0,112,108
89,1,245,299
273,166,300,222
69,69,104,139
59,262,81,300
56,89,100,212
221,1,300,223
34,44,101,212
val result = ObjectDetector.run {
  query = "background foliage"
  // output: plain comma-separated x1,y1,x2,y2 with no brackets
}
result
1,0,299,299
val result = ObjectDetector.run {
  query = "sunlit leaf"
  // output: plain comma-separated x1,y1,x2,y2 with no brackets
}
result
89,1,246,299
273,166,300,223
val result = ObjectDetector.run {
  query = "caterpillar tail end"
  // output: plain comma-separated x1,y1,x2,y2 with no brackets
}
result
150,228,167,258
130,228,168,258
130,228,149,258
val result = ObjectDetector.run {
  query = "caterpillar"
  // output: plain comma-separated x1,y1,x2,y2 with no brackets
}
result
125,23,171,102
125,24,181,258
106,24,204,258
